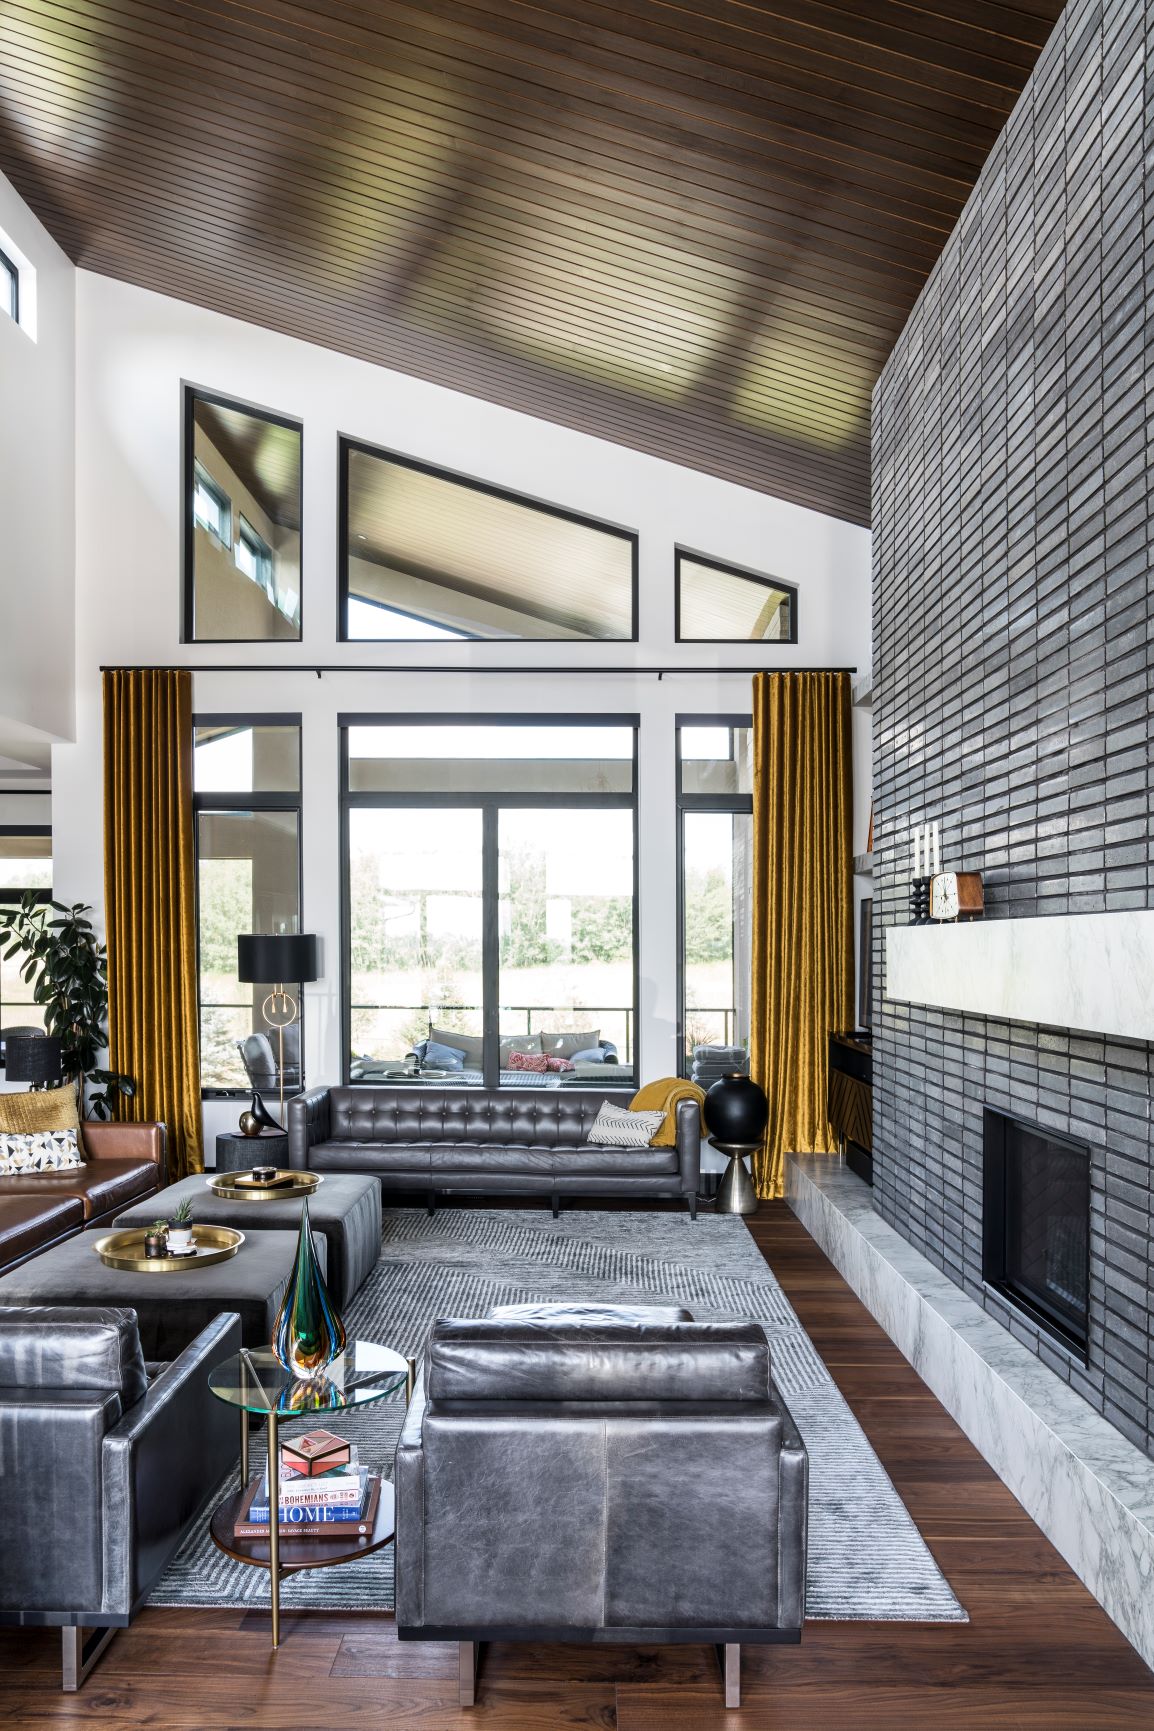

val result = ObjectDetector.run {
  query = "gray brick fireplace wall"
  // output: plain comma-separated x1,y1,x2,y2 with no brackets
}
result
871,0,1154,1453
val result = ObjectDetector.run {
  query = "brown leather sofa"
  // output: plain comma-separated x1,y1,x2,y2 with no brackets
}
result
0,1122,165,1275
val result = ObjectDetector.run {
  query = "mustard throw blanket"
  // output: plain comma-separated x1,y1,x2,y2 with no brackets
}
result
629,1078,706,1147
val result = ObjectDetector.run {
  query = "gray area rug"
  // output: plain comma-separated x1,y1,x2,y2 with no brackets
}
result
149,1208,966,1623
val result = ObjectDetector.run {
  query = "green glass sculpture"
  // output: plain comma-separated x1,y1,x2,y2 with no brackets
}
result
272,1199,347,1380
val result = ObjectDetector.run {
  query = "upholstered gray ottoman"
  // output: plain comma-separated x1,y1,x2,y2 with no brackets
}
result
114,1173,380,1306
0,1227,322,1358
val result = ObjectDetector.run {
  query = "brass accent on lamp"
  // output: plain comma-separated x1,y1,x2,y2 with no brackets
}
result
237,932,319,1128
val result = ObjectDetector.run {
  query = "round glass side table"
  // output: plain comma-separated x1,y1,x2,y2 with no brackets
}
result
207,1341,411,1648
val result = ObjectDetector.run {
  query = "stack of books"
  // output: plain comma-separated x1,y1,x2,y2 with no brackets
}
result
233,1428,380,1540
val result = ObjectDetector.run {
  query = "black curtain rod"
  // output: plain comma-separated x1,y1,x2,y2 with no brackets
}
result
99,663,856,677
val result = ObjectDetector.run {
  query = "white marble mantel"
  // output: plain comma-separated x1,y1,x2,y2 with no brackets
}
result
886,910,1154,1040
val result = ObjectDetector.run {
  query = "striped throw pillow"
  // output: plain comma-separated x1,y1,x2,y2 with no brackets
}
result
585,1102,665,1148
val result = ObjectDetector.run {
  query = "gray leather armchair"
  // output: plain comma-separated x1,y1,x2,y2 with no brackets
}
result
395,1303,808,1707
0,1304,241,1688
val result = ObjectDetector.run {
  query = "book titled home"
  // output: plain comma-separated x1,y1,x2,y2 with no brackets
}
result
249,1467,369,1524
234,1476,381,1541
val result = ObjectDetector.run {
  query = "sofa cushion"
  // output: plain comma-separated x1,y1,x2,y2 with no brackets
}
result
429,1027,484,1067
308,1139,432,1174
0,1127,84,1173
0,1084,86,1156
424,1040,466,1070
550,1143,678,1176
0,1157,158,1220
539,1029,600,1059
586,1102,664,1147
0,1194,85,1270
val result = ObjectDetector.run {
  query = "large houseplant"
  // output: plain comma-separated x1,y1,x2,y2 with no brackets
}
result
0,892,135,1119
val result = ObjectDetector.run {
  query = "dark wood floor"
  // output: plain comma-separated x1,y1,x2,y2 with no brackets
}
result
6,1200,1154,1728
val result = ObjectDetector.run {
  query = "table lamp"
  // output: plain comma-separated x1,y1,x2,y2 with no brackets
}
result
4,1033,64,1090
237,933,319,1128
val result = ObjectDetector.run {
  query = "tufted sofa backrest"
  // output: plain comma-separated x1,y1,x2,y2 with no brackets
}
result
327,1087,629,1148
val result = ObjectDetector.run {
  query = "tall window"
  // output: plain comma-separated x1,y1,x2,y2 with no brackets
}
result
677,720,753,1075
185,390,302,642
340,441,637,642
193,721,302,1093
344,719,637,1088
0,827,52,1039
676,550,795,643
0,248,18,324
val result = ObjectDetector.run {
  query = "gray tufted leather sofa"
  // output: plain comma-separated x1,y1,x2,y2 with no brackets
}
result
0,1304,241,1689
288,1087,702,1215
394,1302,808,1707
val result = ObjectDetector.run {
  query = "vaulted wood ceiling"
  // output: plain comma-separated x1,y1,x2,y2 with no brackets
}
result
0,0,1063,524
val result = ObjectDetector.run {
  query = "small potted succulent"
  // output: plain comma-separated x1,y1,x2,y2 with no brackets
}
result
166,1196,195,1255
144,1218,169,1260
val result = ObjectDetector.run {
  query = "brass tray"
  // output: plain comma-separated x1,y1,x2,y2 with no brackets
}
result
93,1224,245,1272
207,1170,323,1202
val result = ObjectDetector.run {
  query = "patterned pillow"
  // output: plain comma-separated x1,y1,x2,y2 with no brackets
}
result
507,1051,549,1073
0,1128,84,1174
544,1055,575,1073
585,1102,665,1148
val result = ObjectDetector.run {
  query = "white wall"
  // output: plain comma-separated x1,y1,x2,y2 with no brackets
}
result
0,171,75,767
56,269,871,1148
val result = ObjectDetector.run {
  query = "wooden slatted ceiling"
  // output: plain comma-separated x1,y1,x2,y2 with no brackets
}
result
0,1,1064,524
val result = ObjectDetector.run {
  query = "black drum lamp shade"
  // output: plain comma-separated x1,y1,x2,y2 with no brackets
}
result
237,934,319,984
5,1034,64,1085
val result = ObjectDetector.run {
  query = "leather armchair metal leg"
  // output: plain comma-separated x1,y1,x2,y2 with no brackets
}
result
459,1640,479,1707
61,1626,117,1692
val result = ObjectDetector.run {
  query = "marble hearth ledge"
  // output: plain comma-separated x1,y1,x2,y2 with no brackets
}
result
886,910,1154,1039
787,1154,1154,1670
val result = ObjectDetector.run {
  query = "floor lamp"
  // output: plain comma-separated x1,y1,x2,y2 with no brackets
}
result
237,933,319,1129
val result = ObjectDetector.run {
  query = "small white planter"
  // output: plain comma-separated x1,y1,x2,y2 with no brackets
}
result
167,1226,194,1254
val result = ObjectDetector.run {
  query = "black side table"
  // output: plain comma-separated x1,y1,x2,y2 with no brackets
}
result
214,1127,289,1173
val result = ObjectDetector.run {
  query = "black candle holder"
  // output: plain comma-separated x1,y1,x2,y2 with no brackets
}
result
909,876,931,925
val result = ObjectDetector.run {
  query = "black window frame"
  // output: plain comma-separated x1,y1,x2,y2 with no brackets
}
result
0,247,18,325
182,384,304,645
340,713,640,1090
675,714,753,1079
674,547,798,646
338,439,640,645
192,714,304,1099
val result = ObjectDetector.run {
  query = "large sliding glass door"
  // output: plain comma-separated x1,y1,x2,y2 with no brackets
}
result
344,719,637,1089
677,719,754,1077
348,807,484,1068
497,807,635,1066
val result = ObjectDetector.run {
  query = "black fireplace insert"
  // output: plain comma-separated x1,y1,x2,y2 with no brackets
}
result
982,1107,1090,1360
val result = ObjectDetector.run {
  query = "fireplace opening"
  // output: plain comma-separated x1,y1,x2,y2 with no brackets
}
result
983,1107,1090,1360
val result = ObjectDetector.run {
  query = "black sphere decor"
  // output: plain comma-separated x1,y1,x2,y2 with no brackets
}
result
703,1072,768,1144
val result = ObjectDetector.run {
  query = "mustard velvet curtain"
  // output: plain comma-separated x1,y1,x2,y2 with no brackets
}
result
103,669,203,1177
750,671,854,1199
